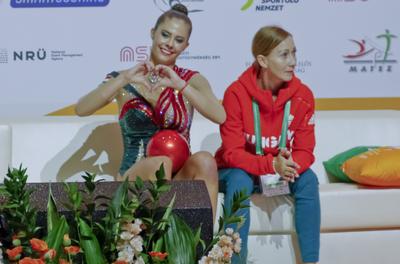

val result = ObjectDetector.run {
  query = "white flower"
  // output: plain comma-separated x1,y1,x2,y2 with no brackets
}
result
225,228,234,236
218,235,233,247
134,256,145,264
199,228,243,263
130,235,143,252
120,231,134,241
117,246,135,263
233,244,241,254
221,245,233,260
116,242,130,252
122,220,142,236
209,244,224,260
130,222,142,236
134,218,143,226
198,256,207,264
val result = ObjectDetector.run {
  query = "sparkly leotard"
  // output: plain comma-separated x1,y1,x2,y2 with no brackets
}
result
106,66,198,175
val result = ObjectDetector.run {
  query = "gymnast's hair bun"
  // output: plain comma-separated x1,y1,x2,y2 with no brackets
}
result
171,3,188,16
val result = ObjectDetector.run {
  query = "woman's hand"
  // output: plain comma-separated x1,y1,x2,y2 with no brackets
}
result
121,61,154,90
273,149,300,182
152,64,186,91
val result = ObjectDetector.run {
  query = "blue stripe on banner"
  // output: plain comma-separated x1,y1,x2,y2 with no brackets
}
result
10,0,110,8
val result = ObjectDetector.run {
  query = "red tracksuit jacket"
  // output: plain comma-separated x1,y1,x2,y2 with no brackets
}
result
215,65,315,176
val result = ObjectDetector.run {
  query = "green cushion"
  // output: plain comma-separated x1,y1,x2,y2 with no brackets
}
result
323,146,377,183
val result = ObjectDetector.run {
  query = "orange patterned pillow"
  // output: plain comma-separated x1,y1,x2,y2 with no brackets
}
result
342,147,400,187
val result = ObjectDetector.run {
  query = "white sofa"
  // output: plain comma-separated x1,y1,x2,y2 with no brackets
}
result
1,110,400,264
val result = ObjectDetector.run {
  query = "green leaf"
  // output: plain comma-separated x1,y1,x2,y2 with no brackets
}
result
47,185,60,232
78,217,106,264
164,214,197,264
155,163,166,182
46,216,69,256
157,185,171,193
157,194,175,232
135,176,144,190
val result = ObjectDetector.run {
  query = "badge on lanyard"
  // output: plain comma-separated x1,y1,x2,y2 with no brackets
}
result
253,98,291,197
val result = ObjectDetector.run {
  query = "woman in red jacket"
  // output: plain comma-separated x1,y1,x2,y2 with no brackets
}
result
215,26,320,264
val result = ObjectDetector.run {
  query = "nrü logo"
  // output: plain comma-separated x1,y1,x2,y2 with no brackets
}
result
120,46,149,62
153,0,203,13
13,48,47,61
343,29,398,73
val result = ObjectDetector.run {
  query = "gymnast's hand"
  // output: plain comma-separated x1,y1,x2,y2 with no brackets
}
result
121,61,154,90
152,64,187,92
273,149,300,182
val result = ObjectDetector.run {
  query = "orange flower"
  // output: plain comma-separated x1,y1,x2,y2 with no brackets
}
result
149,251,168,260
6,246,23,260
19,257,45,264
112,261,129,264
64,245,81,255
59,258,69,264
30,238,48,253
43,248,57,260
58,258,69,264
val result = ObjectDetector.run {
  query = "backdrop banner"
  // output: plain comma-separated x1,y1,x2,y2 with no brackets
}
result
1,0,399,117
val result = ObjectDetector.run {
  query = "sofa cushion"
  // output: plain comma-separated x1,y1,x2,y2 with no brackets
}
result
322,146,376,183
343,147,400,187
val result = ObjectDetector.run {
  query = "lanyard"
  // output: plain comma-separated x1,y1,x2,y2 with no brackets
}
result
252,99,291,155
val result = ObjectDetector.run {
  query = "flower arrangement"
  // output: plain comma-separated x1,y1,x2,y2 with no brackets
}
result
0,165,248,264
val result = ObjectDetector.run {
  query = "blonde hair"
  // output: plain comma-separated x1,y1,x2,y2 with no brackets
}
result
252,26,291,58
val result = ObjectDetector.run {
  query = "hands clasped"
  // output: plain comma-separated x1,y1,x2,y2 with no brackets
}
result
273,149,300,183
121,61,186,92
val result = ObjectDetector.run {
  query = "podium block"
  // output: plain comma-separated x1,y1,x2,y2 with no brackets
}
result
2,180,213,244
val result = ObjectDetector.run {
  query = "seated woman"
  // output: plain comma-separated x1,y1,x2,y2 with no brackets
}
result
75,4,225,219
215,25,321,263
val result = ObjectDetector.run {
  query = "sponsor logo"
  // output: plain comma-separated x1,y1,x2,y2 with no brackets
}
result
343,29,398,73
10,0,109,8
2,48,84,62
119,46,221,62
0,49,8,63
328,0,367,2
120,46,149,62
153,0,204,13
177,50,221,61
241,0,302,12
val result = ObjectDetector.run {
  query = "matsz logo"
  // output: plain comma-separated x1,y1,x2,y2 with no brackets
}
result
11,0,109,8
153,0,204,13
120,46,149,63
241,0,301,12
343,29,398,73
